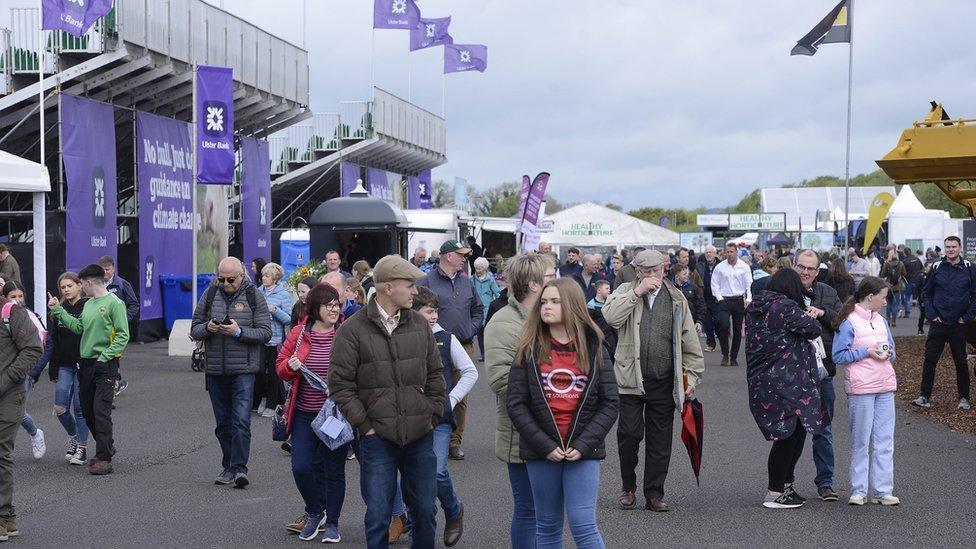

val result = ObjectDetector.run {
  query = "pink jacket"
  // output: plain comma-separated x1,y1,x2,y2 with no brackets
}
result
832,304,897,395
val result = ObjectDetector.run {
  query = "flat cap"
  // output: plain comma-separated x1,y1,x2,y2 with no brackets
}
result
373,255,425,283
632,250,663,268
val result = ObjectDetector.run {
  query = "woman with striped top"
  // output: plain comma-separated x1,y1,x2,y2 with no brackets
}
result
275,283,348,543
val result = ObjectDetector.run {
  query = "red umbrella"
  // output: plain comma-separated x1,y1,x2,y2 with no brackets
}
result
680,398,704,486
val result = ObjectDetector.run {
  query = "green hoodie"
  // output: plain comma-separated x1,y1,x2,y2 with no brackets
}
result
53,293,129,362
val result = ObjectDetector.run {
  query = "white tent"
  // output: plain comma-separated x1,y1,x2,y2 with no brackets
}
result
887,186,946,252
542,202,680,248
0,150,51,314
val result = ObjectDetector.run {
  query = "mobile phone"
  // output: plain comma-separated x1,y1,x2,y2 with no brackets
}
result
220,314,233,325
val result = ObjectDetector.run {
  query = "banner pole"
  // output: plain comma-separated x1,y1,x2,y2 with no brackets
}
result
35,0,46,315
441,74,445,118
370,29,376,97
191,65,198,303
843,3,854,251
407,53,411,102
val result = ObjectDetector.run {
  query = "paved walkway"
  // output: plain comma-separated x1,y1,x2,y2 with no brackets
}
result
11,312,975,547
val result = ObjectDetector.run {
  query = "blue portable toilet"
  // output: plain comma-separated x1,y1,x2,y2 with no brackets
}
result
280,228,310,278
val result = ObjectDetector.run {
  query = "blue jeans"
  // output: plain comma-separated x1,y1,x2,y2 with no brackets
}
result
291,410,348,522
20,380,36,437
886,291,902,321
525,459,605,549
811,377,835,488
508,463,536,549
54,364,88,444
390,423,462,521
359,432,436,549
206,373,255,475
847,392,896,497
901,282,914,313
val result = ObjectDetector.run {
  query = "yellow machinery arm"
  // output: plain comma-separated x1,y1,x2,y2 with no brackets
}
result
876,102,976,217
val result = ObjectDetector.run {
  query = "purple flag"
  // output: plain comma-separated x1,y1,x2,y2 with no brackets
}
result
444,43,488,74
61,94,117,272
136,111,193,321
373,0,420,29
367,167,398,203
196,65,235,184
522,172,550,227
42,0,113,37
418,170,433,209
517,174,531,221
341,161,361,196
660,216,670,228
407,175,421,209
241,138,272,273
410,16,453,51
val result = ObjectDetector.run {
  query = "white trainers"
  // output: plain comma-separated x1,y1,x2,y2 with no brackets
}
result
256,398,267,416
870,495,901,506
30,428,46,459
848,494,866,506
260,408,276,418
69,445,87,466
912,396,932,408
958,398,971,410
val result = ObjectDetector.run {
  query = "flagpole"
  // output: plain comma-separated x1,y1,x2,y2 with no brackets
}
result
370,29,376,96
191,65,198,303
441,74,445,118
843,3,854,251
407,52,412,102
35,0,46,316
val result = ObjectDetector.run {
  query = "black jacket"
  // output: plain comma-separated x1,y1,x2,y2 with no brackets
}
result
506,336,618,461
571,271,606,303
810,281,843,377
902,254,923,285
43,298,87,380
588,307,618,361
106,275,140,322
678,280,707,325
922,258,976,324
696,258,719,301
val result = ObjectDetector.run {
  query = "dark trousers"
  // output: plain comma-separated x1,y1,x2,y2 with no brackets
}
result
768,423,807,492
359,432,436,549
921,321,971,400
703,299,719,348
207,373,255,475
0,388,24,522
617,376,675,500
291,410,348,522
714,297,745,359
253,345,286,410
810,377,835,488
79,358,119,462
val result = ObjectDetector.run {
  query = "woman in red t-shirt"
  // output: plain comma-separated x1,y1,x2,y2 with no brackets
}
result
507,278,619,549
275,284,348,542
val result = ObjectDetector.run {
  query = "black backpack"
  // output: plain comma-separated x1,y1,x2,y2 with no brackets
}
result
884,262,901,285
202,282,258,318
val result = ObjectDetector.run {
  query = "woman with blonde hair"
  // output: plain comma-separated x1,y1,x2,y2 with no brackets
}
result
256,262,293,417
351,260,374,297
507,278,618,548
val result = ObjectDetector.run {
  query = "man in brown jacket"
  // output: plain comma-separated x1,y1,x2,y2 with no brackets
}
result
0,295,42,541
329,255,445,549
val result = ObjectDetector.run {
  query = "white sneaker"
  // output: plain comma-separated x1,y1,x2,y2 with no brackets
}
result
30,428,46,459
912,396,932,408
260,408,276,418
69,446,87,466
848,494,866,506
256,398,267,416
870,495,901,506
958,398,971,410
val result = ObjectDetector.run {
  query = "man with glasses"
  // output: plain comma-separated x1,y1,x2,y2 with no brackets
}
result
604,250,704,513
710,243,752,366
191,257,272,489
793,249,843,502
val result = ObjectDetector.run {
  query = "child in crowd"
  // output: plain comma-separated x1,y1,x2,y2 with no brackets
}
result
2,281,47,460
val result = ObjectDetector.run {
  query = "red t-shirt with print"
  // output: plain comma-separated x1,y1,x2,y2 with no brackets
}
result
539,339,588,442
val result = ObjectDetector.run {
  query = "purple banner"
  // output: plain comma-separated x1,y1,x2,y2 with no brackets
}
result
522,172,550,227
341,161,361,196
418,170,433,209
241,138,272,272
444,44,488,74
517,174,530,220
407,170,433,209
42,0,113,37
410,16,453,51
136,111,194,320
373,0,420,29
61,94,117,272
367,167,398,203
196,65,235,184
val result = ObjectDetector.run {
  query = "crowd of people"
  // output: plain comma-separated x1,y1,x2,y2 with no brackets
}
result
0,232,972,546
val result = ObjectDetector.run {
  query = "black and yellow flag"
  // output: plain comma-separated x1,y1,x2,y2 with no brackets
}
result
791,0,851,56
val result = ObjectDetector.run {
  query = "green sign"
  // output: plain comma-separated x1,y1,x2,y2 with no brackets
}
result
728,213,786,231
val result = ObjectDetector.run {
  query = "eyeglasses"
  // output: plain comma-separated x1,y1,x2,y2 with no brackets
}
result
323,302,342,311
795,264,818,273
216,274,242,284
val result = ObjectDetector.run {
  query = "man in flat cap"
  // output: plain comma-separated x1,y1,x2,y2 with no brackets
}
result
602,250,705,513
329,254,446,549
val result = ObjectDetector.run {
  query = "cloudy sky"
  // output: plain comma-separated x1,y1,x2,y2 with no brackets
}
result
225,0,976,209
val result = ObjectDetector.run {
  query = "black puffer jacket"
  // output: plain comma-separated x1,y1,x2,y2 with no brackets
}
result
190,279,272,376
506,335,618,461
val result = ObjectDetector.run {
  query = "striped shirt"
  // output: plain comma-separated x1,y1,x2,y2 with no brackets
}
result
296,328,335,413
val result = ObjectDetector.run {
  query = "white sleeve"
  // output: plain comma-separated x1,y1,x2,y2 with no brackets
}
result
448,334,479,409
711,263,724,301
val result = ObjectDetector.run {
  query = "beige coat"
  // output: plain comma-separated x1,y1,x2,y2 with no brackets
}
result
485,296,529,463
602,280,705,409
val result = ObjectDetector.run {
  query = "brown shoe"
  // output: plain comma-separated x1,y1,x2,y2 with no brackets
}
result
645,498,669,512
720,356,730,367
618,490,637,510
285,513,308,534
388,513,408,543
89,460,113,475
443,505,463,547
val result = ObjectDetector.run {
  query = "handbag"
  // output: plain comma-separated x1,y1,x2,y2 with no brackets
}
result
271,404,288,441
312,398,355,451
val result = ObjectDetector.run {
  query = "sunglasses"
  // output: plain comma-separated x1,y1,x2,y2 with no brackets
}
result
216,274,242,284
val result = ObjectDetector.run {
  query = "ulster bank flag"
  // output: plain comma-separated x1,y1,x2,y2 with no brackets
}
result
790,0,851,56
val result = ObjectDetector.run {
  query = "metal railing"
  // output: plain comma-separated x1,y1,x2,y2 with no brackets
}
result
372,87,446,156
312,112,340,152
9,8,56,74
268,135,288,175
338,100,372,140
52,7,117,54
0,29,10,95
287,124,313,164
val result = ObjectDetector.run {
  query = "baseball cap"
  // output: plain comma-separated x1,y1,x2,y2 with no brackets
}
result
373,255,425,283
632,250,663,268
439,240,471,255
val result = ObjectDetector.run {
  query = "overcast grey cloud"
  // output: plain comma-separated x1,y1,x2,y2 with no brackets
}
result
225,0,976,209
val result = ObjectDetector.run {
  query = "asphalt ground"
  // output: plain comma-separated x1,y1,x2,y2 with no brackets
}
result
10,307,976,548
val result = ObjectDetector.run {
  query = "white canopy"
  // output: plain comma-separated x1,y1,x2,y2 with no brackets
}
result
888,185,926,214
542,202,680,248
0,150,51,315
888,186,947,252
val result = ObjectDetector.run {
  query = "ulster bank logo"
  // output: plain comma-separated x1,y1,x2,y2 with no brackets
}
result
203,101,227,138
92,166,106,228
259,194,268,232
144,255,155,289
